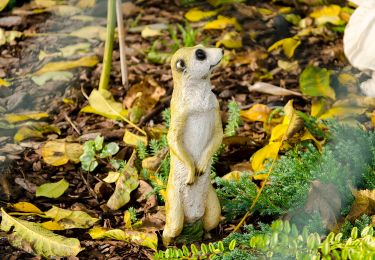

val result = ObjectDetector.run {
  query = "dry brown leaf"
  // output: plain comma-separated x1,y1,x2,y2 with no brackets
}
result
247,82,302,96
304,180,341,230
346,189,375,221
142,148,168,172
124,77,166,123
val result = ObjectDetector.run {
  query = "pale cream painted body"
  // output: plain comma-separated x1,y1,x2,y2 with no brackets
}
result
162,45,223,246
343,0,375,96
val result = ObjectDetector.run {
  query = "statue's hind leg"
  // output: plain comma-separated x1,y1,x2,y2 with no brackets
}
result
202,183,221,232
162,169,184,246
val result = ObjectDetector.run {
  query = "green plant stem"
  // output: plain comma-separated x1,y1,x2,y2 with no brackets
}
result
98,0,116,93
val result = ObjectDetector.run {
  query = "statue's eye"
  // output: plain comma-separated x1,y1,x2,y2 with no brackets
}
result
195,49,206,61
176,59,186,71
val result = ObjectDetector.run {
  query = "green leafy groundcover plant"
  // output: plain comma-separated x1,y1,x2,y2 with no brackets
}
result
217,122,375,224
155,220,375,259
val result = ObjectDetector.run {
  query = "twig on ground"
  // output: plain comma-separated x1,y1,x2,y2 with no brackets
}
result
63,112,80,135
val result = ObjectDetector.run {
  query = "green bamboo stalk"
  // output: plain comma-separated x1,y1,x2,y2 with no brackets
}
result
98,0,116,93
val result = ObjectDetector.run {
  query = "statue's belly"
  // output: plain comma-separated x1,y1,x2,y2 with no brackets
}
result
183,110,215,162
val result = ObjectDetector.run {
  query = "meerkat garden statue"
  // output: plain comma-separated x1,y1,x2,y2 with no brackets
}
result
162,45,224,246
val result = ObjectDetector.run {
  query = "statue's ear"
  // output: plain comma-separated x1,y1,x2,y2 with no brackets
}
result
176,59,186,72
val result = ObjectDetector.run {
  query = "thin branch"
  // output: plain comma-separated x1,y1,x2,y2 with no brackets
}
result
116,0,129,88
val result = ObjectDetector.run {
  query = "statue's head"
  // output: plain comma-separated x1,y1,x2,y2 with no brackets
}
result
171,45,223,84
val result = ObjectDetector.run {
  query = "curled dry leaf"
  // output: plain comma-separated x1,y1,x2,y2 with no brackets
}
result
142,147,168,172
135,180,158,212
247,82,302,96
304,180,341,230
346,189,375,221
41,140,83,166
107,152,139,210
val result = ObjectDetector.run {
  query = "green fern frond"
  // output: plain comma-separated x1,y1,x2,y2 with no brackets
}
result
224,101,242,137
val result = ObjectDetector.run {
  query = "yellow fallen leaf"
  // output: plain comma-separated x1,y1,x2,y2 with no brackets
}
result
35,55,98,75
0,78,10,87
41,140,83,166
372,111,375,127
283,100,304,135
71,15,95,22
14,123,60,143
203,15,242,30
3,112,49,123
63,98,75,105
258,7,273,16
141,26,162,38
301,130,322,151
124,211,132,229
36,179,69,198
277,60,299,72
32,71,73,86
103,171,120,183
44,206,99,229
123,130,147,147
87,89,128,120
311,97,327,117
11,202,43,214
319,106,367,120
42,221,65,231
216,31,242,49
80,105,127,120
1,208,82,258
60,42,91,57
251,141,281,172
35,0,56,8
253,173,269,181
270,124,288,143
0,0,10,12
185,8,218,22
240,104,271,123
88,227,158,251
52,5,81,16
78,0,96,8
299,65,336,100
70,26,106,40
310,5,343,26
268,37,301,58
222,171,244,181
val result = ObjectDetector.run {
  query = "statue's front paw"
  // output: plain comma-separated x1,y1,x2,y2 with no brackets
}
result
196,161,208,176
185,169,196,185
